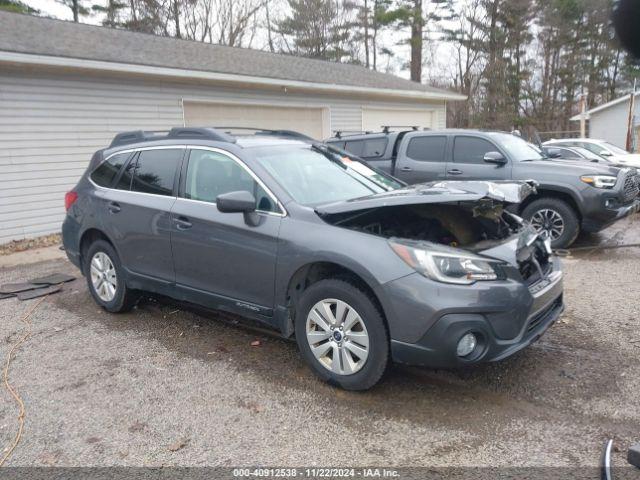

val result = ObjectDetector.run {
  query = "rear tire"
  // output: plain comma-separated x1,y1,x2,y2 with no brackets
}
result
84,239,137,313
521,198,580,249
295,279,389,390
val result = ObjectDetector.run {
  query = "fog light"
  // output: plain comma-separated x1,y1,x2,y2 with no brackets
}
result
456,332,477,357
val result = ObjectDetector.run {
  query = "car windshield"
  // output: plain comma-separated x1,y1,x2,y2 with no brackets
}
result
601,142,629,155
487,132,545,161
572,146,608,161
251,144,400,206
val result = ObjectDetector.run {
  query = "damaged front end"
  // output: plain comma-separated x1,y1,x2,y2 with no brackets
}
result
315,180,564,367
316,180,548,283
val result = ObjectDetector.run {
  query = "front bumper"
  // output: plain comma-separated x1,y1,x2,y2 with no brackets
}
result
378,257,564,368
581,199,640,233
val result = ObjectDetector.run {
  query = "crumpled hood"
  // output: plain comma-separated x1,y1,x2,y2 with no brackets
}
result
315,180,537,215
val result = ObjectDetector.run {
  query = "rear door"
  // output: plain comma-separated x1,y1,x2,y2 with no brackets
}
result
395,133,448,183
97,147,184,282
449,135,510,180
345,137,393,174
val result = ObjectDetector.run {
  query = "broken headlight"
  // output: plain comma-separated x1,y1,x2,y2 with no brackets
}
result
389,239,505,285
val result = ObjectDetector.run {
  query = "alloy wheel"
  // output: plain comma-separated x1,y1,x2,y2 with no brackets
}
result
90,251,118,302
305,298,370,376
530,208,565,241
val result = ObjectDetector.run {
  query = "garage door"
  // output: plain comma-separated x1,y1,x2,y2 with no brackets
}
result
362,107,434,132
183,101,328,139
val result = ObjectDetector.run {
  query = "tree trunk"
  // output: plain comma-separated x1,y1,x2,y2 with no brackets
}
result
173,0,181,38
72,0,79,22
364,0,370,68
410,0,422,82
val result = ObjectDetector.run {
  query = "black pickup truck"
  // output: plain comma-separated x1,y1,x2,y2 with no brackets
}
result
326,129,640,248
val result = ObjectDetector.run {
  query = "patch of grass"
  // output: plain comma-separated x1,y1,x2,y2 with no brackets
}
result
0,233,62,256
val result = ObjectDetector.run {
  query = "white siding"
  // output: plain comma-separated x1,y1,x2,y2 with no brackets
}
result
589,100,632,149
0,67,447,243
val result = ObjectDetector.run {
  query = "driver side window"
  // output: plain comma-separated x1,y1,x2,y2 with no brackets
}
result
185,149,279,214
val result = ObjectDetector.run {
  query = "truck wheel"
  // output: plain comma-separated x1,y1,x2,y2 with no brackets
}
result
84,240,137,313
521,198,580,249
295,279,389,391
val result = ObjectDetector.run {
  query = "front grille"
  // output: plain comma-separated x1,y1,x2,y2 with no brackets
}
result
527,296,563,333
519,241,551,286
622,172,640,203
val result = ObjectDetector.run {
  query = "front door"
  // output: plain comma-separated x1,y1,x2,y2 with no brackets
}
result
170,148,282,314
448,135,511,180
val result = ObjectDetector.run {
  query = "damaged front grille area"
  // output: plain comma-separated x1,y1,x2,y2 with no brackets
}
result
527,296,563,333
519,241,552,287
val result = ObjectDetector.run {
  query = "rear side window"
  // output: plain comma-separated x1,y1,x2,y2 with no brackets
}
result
90,152,130,187
130,149,182,196
406,136,447,162
344,138,388,158
453,137,497,164
184,149,279,213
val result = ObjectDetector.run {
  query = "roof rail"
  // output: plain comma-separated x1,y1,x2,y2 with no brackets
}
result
213,126,315,142
167,127,236,143
109,130,167,147
109,127,236,148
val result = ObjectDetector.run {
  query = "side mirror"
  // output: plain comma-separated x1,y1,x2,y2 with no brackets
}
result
599,150,613,157
545,148,562,159
483,151,507,165
216,190,256,213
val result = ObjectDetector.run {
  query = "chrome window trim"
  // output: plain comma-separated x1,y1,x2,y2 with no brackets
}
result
186,145,287,217
92,144,287,217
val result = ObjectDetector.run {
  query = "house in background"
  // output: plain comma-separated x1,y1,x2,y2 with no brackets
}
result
0,11,464,244
570,92,640,151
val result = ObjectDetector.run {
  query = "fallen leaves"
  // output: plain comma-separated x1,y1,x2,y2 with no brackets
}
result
167,438,189,452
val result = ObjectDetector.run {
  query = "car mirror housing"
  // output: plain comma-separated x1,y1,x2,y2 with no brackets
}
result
216,190,257,213
599,150,613,157
483,151,507,165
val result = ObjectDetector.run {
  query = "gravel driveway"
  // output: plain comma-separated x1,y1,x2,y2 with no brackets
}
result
0,216,639,471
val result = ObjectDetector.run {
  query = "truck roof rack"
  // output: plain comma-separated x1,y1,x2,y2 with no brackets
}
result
381,125,421,133
332,130,373,139
109,127,236,148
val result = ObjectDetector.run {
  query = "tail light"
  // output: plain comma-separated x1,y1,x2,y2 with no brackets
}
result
65,191,78,211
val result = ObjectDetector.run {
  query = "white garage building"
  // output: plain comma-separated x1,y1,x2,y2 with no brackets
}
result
0,11,464,244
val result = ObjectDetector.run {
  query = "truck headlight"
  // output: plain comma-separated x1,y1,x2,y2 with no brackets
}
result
580,175,617,189
389,239,504,285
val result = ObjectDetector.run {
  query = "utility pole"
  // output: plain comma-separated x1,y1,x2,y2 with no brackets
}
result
625,78,637,152
579,94,587,138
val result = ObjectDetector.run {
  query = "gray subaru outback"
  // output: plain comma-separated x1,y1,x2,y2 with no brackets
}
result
62,127,564,390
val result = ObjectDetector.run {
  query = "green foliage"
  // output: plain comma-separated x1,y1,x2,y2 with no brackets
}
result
276,0,357,61
0,0,38,14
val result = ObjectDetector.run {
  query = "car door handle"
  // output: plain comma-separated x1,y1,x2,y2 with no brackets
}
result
107,201,121,213
447,169,463,175
400,166,413,172
174,216,192,230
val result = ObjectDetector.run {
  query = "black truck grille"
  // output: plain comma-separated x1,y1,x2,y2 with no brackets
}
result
622,171,640,203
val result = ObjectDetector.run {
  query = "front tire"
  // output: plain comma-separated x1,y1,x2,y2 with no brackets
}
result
521,198,580,249
295,279,389,390
84,239,137,313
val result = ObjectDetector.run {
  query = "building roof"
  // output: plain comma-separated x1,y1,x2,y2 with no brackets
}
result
0,11,465,101
569,92,639,121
